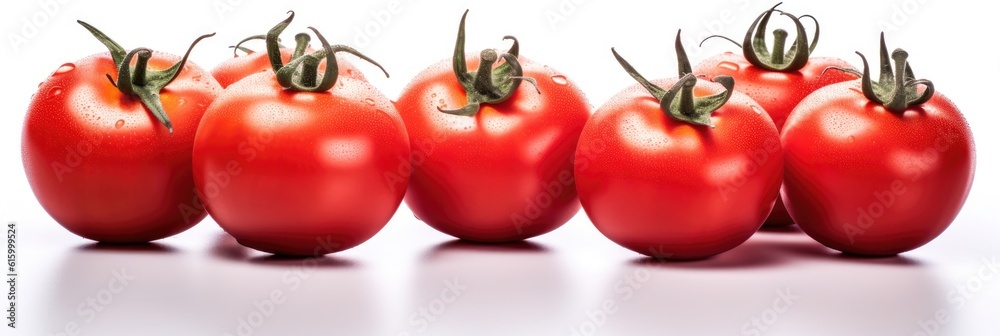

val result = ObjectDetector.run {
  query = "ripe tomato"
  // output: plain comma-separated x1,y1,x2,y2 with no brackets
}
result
22,22,220,243
395,11,590,242
694,4,856,226
193,14,407,256
210,35,365,88
781,35,975,256
576,32,783,259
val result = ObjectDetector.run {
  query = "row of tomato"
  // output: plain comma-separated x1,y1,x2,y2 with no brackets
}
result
22,5,974,260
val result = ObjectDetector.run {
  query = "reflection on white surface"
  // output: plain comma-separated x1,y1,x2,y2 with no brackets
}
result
588,228,947,336
45,234,380,336
403,241,575,336
33,228,958,336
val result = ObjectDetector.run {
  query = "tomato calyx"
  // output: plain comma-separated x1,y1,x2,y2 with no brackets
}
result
612,30,735,127
700,3,818,72
77,21,214,133
826,33,935,113
440,10,540,117
264,11,388,93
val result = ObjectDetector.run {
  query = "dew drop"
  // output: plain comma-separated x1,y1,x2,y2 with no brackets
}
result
364,98,376,106
848,136,856,143
438,99,445,105
718,61,739,71
48,86,63,97
115,119,125,129
431,93,438,98
55,63,75,74
751,105,764,115
178,98,186,106
550,75,568,85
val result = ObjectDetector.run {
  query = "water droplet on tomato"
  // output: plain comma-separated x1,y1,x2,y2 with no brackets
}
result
438,99,445,105
178,98,186,106
48,86,63,97
848,136,856,143
751,105,765,115
55,63,75,74
364,98,376,106
115,119,125,129
346,69,356,76
431,93,438,98
718,61,739,71
550,75,568,85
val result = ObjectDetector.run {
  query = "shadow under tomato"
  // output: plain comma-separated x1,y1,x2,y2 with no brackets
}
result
627,238,790,269
423,239,550,259
76,241,179,253
756,224,803,234
208,232,358,268
402,239,572,336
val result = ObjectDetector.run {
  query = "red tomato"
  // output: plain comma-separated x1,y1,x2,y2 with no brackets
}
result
22,23,220,243
396,11,590,242
694,4,856,226
211,47,365,88
781,36,974,256
193,15,407,256
576,32,783,259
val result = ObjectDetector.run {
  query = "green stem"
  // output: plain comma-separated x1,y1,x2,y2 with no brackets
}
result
77,21,213,133
439,10,538,116
612,30,735,127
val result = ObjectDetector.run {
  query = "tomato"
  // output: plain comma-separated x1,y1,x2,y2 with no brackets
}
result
210,35,365,88
193,13,407,256
694,4,856,226
396,11,590,242
576,32,783,259
781,35,974,256
22,22,220,243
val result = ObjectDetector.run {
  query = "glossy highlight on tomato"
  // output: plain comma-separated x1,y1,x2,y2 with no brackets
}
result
22,22,221,243
576,32,783,259
193,13,407,256
694,4,856,226
781,35,974,256
396,11,590,242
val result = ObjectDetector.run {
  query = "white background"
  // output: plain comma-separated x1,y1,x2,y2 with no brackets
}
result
2,0,998,335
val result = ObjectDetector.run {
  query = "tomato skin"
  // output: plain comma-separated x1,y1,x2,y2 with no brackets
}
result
694,52,856,226
193,72,408,256
210,48,365,88
781,81,975,256
22,52,221,243
575,79,783,259
396,55,590,242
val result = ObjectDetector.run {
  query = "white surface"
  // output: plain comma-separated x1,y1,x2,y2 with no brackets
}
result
2,1,998,335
